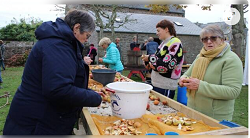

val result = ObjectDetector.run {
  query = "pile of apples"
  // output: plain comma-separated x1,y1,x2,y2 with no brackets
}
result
146,93,168,111
114,73,131,82
103,119,142,135
149,93,168,106
157,115,195,132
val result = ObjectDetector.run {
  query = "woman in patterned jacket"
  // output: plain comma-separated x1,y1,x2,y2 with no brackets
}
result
142,19,184,99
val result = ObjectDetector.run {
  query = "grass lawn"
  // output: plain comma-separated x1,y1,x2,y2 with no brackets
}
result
0,68,248,134
0,67,23,134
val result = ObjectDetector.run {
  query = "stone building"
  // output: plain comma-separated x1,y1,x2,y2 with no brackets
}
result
66,4,203,65
96,13,203,64
196,22,232,44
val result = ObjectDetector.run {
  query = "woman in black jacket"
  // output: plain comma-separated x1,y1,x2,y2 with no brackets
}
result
3,9,102,135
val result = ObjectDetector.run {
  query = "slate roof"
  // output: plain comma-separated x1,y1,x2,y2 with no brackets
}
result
94,12,202,36
118,4,185,14
198,22,231,35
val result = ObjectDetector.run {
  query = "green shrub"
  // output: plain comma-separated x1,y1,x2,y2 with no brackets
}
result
0,17,42,41
6,49,31,67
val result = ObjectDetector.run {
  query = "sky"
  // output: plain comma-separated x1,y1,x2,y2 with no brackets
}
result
0,3,249,28
0,4,65,28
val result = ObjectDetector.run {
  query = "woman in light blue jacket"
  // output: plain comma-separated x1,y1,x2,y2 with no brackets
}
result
99,37,124,73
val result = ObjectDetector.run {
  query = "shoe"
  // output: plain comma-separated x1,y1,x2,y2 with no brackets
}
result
0,80,2,83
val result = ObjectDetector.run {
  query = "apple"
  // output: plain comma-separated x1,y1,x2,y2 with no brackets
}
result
162,101,168,105
183,76,190,83
114,78,119,82
156,97,160,101
154,100,159,105
146,103,150,110
149,96,155,101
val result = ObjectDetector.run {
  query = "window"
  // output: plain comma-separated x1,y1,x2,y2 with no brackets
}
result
115,17,123,23
174,22,183,26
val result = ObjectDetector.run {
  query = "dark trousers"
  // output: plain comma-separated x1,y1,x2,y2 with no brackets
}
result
0,60,2,83
0,60,5,70
153,86,175,99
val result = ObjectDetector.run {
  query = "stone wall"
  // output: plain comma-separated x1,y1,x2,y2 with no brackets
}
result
3,34,202,66
3,41,93,66
93,32,202,65
4,41,34,59
177,35,203,64
4,41,90,64
94,32,157,65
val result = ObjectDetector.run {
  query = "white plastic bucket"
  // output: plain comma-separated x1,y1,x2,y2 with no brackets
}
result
106,82,153,119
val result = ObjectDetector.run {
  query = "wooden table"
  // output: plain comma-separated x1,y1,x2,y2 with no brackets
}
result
81,67,248,135
125,64,191,81
182,64,191,74
124,65,147,82
81,89,248,135
182,64,191,68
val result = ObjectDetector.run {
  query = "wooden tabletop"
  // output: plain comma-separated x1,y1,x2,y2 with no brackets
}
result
182,64,191,68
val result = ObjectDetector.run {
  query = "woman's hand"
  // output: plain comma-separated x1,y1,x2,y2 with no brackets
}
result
84,56,92,65
148,62,155,70
181,77,200,91
141,55,149,62
178,77,186,87
99,58,103,63
96,91,105,97
143,62,151,70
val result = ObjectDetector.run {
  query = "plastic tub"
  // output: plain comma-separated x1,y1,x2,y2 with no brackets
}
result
177,86,188,105
145,133,158,135
219,120,240,128
164,131,179,135
91,69,116,86
106,82,153,119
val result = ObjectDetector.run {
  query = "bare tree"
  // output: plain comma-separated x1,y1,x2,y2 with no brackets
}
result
62,4,136,42
62,4,137,63
231,4,248,58
146,4,212,13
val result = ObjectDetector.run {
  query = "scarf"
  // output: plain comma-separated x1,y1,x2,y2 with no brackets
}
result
88,46,97,55
188,42,227,97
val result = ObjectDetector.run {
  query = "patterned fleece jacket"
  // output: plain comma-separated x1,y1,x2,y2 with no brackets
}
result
148,37,184,80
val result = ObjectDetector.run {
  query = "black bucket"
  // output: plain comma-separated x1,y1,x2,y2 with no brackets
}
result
91,69,116,86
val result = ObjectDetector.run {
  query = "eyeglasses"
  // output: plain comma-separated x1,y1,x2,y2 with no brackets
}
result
86,33,91,39
201,36,220,43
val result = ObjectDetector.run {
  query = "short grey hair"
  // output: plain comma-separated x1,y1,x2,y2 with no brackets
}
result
133,36,137,40
200,25,224,39
148,37,154,42
99,37,111,46
64,9,95,33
